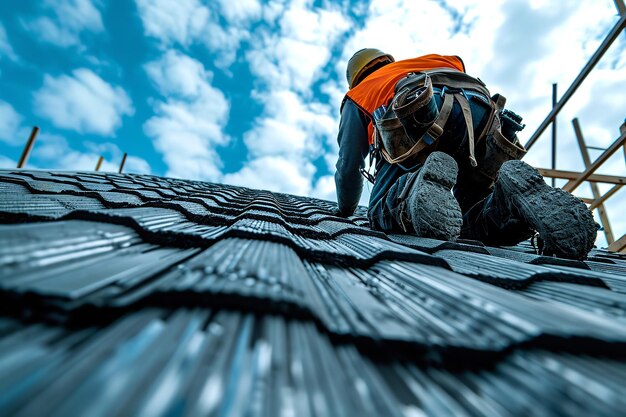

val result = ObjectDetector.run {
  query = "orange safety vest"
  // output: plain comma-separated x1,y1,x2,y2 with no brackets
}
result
344,54,466,145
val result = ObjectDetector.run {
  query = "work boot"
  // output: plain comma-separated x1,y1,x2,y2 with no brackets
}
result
489,160,597,259
401,151,462,240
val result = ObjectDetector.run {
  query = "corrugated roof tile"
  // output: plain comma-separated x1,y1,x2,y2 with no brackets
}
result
2,169,626,416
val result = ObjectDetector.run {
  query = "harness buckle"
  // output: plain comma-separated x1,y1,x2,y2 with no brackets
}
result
359,144,378,184
360,168,375,184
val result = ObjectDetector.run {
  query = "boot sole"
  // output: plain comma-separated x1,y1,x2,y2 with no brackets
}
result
498,160,596,259
408,152,462,241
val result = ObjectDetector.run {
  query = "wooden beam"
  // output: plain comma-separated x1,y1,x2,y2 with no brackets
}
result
537,168,626,185
118,153,127,174
95,156,104,172
572,118,614,243
608,233,626,253
589,184,623,210
581,197,594,204
17,127,40,169
616,0,626,16
563,130,626,193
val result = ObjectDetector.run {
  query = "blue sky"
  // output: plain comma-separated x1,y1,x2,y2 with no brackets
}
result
0,0,367,191
1,0,625,245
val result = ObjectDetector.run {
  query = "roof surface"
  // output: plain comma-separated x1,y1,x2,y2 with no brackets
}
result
1,169,626,417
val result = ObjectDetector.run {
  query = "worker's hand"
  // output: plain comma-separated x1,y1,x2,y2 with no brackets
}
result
331,208,352,218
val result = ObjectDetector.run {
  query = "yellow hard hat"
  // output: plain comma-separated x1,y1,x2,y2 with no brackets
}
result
346,48,394,89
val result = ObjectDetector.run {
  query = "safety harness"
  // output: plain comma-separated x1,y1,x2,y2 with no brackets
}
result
371,68,507,178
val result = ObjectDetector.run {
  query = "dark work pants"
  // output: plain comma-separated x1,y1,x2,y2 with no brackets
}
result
367,89,532,245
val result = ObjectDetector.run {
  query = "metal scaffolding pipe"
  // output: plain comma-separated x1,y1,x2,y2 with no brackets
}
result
619,121,626,163
524,14,626,150
551,83,557,187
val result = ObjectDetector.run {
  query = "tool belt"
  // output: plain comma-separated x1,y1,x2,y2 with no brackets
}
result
373,68,506,167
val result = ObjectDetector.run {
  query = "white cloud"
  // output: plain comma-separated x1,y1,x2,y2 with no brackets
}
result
0,100,24,145
135,0,209,46
143,50,230,180
216,0,262,23
225,88,340,196
24,0,104,48
223,156,315,196
310,174,371,207
243,90,335,158
145,49,209,97
225,116,335,194
0,23,18,61
0,155,16,169
134,0,252,68
33,68,134,136
337,0,481,74
135,0,350,193
137,2,352,187
310,174,335,201
226,1,350,197
247,3,350,93
31,133,151,174
201,24,249,69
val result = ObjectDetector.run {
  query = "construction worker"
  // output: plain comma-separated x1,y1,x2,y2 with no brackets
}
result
334,49,597,259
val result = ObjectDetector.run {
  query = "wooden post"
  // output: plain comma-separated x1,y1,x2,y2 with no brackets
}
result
563,129,626,193
17,127,40,169
615,0,626,16
589,184,623,211
608,233,626,253
118,153,127,174
572,118,614,244
95,156,104,171
551,84,557,187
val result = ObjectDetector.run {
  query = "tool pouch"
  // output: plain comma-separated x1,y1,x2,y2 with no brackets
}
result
373,68,512,167
476,125,527,182
374,104,416,162
392,76,440,145
374,74,440,164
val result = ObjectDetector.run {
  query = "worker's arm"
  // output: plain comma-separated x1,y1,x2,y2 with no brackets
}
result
334,99,370,216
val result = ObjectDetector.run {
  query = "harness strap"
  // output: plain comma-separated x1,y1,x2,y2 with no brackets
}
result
427,92,454,140
378,92,455,165
454,93,477,167
377,83,500,168
379,133,428,165
492,93,506,111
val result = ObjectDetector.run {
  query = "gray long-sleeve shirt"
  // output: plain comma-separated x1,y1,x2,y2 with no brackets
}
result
334,99,370,215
